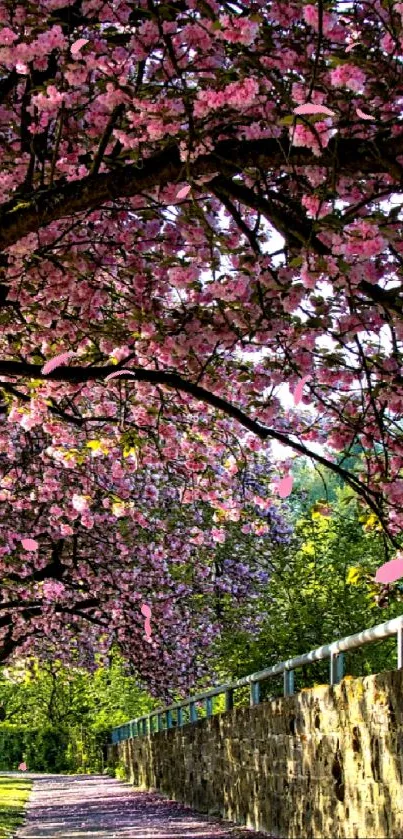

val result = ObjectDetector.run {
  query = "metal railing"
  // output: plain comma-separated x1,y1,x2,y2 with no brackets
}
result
111,614,403,744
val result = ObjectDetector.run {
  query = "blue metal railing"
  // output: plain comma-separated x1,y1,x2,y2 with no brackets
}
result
111,614,403,744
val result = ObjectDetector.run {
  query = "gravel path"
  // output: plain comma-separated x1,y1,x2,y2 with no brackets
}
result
11,773,272,839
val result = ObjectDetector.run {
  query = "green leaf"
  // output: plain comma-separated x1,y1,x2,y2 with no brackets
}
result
346,566,361,585
86,440,102,451
279,115,295,126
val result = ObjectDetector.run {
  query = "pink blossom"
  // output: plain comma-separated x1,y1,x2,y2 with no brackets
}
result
290,121,332,157
329,64,366,93
216,14,259,46
303,4,337,36
211,527,226,543
301,195,331,218
380,33,394,53
72,494,90,513
59,524,74,536
42,581,66,600
0,28,18,45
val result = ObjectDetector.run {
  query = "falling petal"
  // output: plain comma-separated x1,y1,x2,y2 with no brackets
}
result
293,103,336,117
277,475,293,498
293,374,310,406
71,38,89,56
356,108,375,120
21,538,39,551
176,185,191,200
375,558,403,584
141,603,151,618
105,369,135,382
42,352,74,375
346,42,361,52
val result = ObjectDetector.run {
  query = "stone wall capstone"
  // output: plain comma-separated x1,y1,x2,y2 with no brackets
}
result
107,669,403,838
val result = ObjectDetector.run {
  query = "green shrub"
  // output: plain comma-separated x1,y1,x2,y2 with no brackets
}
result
0,725,25,771
0,723,110,773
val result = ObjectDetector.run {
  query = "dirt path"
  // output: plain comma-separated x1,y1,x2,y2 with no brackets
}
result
12,773,273,838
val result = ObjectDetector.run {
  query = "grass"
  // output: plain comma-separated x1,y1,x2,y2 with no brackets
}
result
0,776,32,838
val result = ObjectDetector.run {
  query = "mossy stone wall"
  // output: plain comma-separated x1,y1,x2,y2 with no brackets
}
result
108,669,403,838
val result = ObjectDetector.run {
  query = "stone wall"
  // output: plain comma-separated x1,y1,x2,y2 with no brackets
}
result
108,669,403,838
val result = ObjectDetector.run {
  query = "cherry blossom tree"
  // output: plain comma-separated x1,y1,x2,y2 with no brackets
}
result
0,0,402,687
0,413,287,694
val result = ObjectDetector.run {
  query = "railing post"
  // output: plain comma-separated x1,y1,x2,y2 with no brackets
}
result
250,681,260,706
177,707,183,727
397,625,403,669
141,718,147,736
166,709,172,729
190,701,197,723
284,669,294,696
330,652,345,685
157,712,163,732
225,688,234,711
205,697,213,717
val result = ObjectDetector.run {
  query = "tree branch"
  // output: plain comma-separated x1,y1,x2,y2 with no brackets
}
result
210,175,403,316
0,358,385,518
1,134,403,251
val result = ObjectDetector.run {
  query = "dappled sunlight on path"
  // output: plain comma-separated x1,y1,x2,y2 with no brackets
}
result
12,774,272,839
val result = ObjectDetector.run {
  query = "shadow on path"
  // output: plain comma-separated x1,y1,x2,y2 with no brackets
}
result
11,774,274,839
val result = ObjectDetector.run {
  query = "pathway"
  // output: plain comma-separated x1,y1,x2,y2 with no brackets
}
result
11,773,273,839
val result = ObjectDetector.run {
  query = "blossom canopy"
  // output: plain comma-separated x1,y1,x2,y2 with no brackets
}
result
0,0,401,687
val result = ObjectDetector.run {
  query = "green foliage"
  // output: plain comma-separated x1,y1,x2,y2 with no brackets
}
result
0,654,158,773
211,475,402,696
114,763,128,781
0,725,25,771
0,724,69,773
